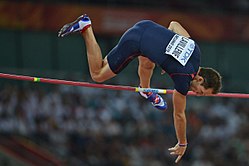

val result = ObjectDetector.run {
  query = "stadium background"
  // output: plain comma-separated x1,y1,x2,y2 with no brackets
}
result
0,1,248,165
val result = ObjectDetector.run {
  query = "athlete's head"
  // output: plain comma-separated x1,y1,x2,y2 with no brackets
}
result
190,67,222,95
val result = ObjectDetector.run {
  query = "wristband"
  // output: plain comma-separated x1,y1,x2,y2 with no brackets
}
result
179,143,188,147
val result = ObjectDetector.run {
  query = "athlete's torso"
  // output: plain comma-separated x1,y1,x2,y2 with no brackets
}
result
107,20,201,95
137,20,201,95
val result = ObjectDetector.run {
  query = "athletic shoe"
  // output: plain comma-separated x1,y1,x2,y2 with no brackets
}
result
58,14,91,37
139,91,167,111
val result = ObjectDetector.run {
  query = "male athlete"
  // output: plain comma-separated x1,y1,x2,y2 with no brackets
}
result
58,15,222,163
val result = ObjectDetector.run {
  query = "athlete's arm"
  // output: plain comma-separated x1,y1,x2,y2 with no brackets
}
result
172,90,187,144
168,21,190,38
168,89,187,163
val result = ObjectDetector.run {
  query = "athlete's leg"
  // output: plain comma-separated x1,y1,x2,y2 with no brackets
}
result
138,56,155,88
58,14,115,83
81,27,116,83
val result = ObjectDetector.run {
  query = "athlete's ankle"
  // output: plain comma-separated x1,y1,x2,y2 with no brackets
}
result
80,24,92,35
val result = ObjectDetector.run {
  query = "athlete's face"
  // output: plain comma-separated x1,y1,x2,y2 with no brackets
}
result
190,76,213,96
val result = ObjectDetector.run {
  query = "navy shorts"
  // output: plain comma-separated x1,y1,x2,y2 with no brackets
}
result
107,20,174,74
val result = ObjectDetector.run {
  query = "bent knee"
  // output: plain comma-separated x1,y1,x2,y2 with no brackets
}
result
91,74,105,83
91,71,113,83
90,63,116,83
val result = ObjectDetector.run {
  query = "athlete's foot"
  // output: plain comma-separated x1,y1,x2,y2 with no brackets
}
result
58,14,91,37
139,90,167,111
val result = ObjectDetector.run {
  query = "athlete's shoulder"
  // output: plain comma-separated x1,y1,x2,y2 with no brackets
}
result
171,74,192,95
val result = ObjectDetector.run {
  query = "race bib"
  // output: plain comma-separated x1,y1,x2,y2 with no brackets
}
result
165,34,195,66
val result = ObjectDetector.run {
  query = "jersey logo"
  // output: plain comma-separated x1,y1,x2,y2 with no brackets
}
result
165,34,195,66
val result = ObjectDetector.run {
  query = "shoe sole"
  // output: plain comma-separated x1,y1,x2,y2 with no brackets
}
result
59,15,85,37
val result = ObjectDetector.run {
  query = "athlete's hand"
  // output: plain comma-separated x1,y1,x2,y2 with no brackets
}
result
168,143,187,163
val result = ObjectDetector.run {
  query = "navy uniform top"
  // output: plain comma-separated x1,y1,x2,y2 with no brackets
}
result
107,20,201,95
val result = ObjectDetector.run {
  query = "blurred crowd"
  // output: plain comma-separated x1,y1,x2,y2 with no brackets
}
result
0,84,248,166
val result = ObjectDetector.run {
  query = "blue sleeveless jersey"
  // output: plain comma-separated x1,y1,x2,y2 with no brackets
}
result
107,20,201,95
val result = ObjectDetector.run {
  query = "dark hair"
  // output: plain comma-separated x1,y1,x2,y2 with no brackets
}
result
198,67,222,94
